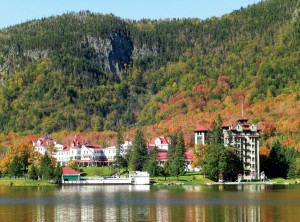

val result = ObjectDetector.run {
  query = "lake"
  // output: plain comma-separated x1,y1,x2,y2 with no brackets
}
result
0,184,300,221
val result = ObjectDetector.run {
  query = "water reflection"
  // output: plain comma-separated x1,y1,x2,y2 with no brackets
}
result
1,184,300,221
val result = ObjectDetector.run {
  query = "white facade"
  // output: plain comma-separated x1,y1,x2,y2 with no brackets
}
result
194,131,206,145
147,136,171,152
33,136,131,167
121,139,132,155
194,117,260,179
223,119,260,179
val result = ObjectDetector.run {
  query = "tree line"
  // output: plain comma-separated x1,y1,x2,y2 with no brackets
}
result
0,120,299,182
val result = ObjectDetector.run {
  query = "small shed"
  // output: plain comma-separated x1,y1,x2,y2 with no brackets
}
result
218,173,223,183
62,167,81,182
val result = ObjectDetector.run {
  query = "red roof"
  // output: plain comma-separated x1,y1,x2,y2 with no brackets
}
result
63,146,71,151
156,151,194,160
222,121,233,127
62,167,80,175
149,136,171,146
85,144,101,149
156,152,168,160
194,125,210,132
185,151,194,160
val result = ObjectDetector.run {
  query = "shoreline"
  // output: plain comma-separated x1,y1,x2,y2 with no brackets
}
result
1,176,299,187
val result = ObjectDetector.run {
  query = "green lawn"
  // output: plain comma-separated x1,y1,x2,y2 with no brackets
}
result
271,178,300,184
151,173,213,185
150,173,300,185
0,179,57,186
79,166,116,177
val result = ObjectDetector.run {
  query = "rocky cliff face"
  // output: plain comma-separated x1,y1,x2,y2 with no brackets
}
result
132,44,159,60
1,33,159,76
80,34,133,75
25,49,51,60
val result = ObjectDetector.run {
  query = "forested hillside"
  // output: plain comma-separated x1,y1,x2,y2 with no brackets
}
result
0,0,299,148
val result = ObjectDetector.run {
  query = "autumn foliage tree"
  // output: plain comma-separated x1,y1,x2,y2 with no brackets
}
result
0,142,35,174
192,143,207,169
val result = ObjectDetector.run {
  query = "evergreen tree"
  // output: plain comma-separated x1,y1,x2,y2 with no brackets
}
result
164,132,178,175
265,140,289,178
284,148,298,178
170,155,186,181
201,115,244,181
167,132,177,158
160,161,170,181
40,152,54,180
19,149,30,175
143,146,160,176
202,144,223,181
288,157,300,179
202,143,242,181
207,115,223,145
128,129,147,171
220,148,243,181
170,130,187,180
175,130,185,156
54,163,63,183
28,162,38,180
8,157,22,179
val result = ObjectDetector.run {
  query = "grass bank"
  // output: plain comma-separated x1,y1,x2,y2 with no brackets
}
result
0,179,58,186
151,172,213,185
80,166,116,177
151,173,300,185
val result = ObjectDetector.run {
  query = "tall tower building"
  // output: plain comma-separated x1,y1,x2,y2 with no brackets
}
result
194,117,260,179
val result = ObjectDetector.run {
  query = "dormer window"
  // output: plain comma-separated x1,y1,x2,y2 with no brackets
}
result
155,138,161,145
236,124,242,132
250,124,257,131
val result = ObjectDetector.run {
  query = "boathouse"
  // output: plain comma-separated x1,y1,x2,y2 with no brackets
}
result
62,167,81,182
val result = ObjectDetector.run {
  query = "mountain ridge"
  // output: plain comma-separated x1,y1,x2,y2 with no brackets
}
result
0,0,299,148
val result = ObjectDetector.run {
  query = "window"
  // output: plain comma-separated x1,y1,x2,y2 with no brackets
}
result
197,135,202,143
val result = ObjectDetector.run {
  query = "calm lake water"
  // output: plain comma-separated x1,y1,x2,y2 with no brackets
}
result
0,184,300,222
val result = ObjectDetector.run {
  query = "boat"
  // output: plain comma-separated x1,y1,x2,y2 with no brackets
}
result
62,168,150,185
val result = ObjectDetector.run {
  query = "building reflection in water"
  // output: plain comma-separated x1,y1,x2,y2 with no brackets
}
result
55,184,278,222
15,184,300,221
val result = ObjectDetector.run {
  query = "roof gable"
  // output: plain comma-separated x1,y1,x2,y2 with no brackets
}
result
62,167,80,175
194,124,210,132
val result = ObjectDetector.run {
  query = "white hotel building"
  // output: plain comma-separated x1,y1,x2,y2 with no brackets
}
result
33,136,132,167
194,117,260,179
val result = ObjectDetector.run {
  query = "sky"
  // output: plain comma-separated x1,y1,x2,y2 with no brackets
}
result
0,0,261,29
